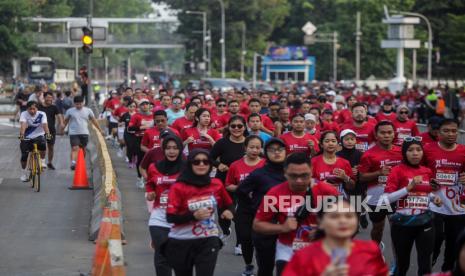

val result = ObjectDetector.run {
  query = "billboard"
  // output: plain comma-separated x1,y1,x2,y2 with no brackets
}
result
268,46,307,61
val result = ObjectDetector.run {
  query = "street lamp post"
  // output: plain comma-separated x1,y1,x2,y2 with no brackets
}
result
392,10,433,87
186,11,207,76
217,0,226,79
241,22,246,81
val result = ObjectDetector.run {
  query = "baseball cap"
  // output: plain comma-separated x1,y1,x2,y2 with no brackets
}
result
335,95,345,103
323,109,333,115
326,90,336,97
304,113,316,122
139,99,150,105
382,99,392,105
340,129,356,140
160,129,176,139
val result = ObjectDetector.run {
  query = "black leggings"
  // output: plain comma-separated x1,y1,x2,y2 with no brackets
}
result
432,213,465,271
164,237,221,276
252,232,277,276
133,136,144,178
149,226,171,276
236,210,254,265
275,260,287,276
391,221,434,276
124,132,138,162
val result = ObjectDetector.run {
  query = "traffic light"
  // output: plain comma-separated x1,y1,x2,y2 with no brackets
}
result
81,26,93,54
122,60,128,77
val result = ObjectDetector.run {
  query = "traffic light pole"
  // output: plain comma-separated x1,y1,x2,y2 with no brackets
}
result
86,0,94,105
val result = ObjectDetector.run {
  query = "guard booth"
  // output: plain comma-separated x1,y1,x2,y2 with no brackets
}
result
261,46,316,82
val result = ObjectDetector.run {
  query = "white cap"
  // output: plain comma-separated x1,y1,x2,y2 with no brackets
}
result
326,90,336,97
205,95,214,101
340,129,356,140
335,95,345,103
304,113,316,122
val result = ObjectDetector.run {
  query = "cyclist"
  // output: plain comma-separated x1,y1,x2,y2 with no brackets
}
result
19,101,52,181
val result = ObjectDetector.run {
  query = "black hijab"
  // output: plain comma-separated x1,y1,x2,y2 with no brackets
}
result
155,135,184,175
263,138,286,172
401,139,423,167
177,149,212,187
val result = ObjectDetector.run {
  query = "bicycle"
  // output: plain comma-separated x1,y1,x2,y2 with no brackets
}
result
23,138,43,192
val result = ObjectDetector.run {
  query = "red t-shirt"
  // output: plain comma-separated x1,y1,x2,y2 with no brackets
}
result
419,131,437,146
280,132,319,156
311,155,354,195
128,113,154,137
114,105,128,119
423,142,465,215
358,145,403,189
225,158,265,187
141,127,180,150
255,181,338,245
166,179,233,239
321,121,340,132
375,111,396,122
340,121,375,152
171,117,194,133
106,98,121,114
393,119,420,145
336,109,352,125
282,240,388,276
385,163,433,215
146,164,180,209
140,147,164,170
240,101,251,117
181,127,222,152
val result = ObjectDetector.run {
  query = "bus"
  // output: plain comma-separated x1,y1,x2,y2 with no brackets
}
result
27,57,55,84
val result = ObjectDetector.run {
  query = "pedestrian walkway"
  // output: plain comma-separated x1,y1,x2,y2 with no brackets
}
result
0,124,94,275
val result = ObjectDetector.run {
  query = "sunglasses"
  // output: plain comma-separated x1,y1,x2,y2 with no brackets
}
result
192,159,210,166
399,111,409,114
230,124,244,129
217,104,226,107
403,136,422,142
173,101,181,104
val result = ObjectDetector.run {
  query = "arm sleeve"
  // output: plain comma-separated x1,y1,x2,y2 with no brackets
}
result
209,139,223,167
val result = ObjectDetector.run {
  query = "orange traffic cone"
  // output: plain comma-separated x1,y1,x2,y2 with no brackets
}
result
69,148,92,190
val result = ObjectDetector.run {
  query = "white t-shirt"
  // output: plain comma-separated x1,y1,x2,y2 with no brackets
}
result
20,111,47,139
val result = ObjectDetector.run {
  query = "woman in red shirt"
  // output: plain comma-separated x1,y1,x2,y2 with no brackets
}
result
383,138,442,276
312,131,355,197
181,108,221,152
146,135,184,276
164,149,234,276
283,198,388,276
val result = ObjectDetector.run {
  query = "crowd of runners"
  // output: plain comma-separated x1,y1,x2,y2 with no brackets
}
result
20,81,465,276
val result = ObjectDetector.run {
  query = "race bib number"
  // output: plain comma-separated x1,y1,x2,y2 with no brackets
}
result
355,142,368,151
436,169,457,186
159,192,168,208
292,240,310,251
188,196,215,211
402,193,429,210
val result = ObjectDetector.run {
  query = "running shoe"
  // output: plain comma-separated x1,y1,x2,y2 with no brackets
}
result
20,172,29,182
235,244,243,256
136,177,145,189
242,264,255,276
389,261,397,276
47,163,56,170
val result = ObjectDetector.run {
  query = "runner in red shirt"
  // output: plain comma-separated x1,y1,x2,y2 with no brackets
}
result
375,99,397,122
218,100,242,132
253,153,339,276
171,102,198,133
146,135,184,275
358,120,402,245
283,198,388,276
181,108,221,152
311,131,355,196
141,110,180,152
383,138,442,276
419,116,441,146
336,95,357,124
393,105,420,145
247,98,274,135
211,98,227,129
280,114,319,156
165,149,233,276
304,113,321,141
422,119,465,271
320,109,340,132
340,102,376,152
128,99,155,187
225,135,265,192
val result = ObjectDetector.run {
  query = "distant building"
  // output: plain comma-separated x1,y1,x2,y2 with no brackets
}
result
261,46,316,82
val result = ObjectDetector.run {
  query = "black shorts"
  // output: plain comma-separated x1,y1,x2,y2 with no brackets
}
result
70,134,89,147
20,136,46,162
109,122,118,133
367,204,394,223
47,131,56,145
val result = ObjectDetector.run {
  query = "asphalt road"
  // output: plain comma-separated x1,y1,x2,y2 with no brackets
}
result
0,121,94,276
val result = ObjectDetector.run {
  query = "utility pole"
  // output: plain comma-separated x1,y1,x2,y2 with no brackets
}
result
218,0,226,78
355,12,361,81
86,0,94,105
240,22,246,81
207,29,212,77
412,49,417,83
333,31,338,82
252,52,258,88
